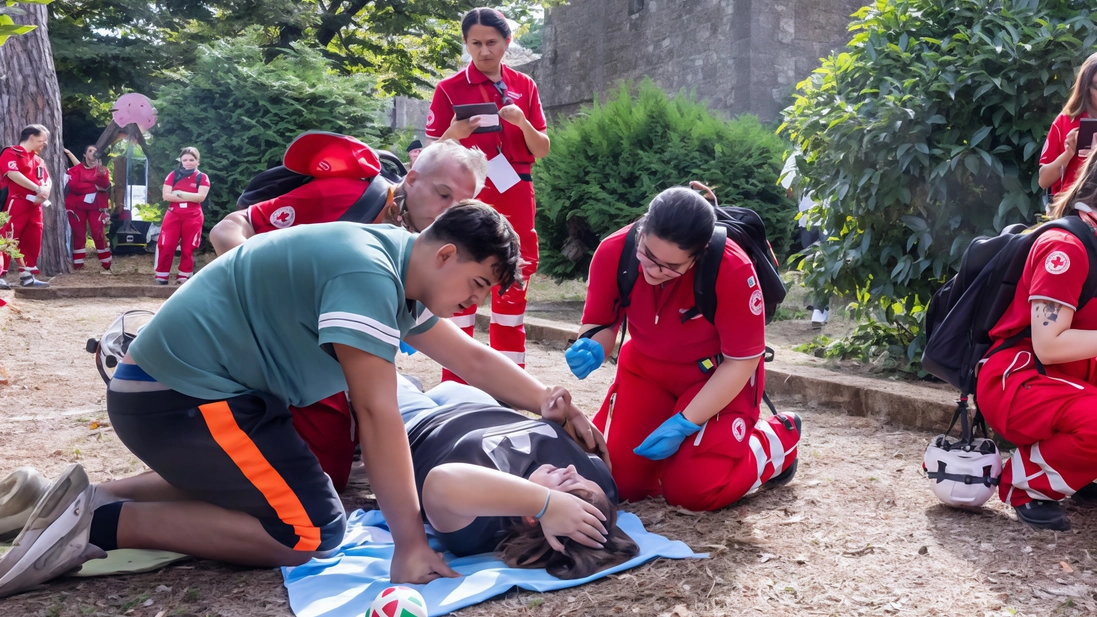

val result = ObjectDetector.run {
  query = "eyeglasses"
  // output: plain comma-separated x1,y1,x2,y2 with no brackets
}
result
493,81,512,106
635,238,690,278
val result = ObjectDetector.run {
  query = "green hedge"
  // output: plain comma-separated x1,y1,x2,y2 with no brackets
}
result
146,29,387,241
781,0,1096,310
534,80,795,281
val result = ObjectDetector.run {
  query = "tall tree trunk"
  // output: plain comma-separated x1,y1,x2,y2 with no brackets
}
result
0,3,69,277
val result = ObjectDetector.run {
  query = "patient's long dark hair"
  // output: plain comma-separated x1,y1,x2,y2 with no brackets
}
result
494,486,639,580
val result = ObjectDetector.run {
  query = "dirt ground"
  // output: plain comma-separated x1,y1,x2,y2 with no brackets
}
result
2,293,1097,617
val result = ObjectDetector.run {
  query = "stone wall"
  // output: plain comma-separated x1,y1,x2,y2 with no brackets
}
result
536,0,864,122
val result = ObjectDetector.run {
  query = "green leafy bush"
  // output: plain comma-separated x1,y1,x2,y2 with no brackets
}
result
0,212,23,262
146,29,387,242
534,80,795,280
781,0,1097,318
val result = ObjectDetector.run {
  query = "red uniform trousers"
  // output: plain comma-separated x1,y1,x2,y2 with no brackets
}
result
67,208,111,270
592,341,800,511
155,207,203,282
290,393,357,493
443,178,538,382
1,198,43,277
977,341,1097,506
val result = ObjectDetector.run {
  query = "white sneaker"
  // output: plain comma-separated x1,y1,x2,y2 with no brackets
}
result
0,468,50,542
811,309,829,329
0,464,104,598
18,275,49,289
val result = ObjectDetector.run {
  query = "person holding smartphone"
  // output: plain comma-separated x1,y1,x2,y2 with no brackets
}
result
1039,53,1097,197
426,7,550,381
63,145,113,272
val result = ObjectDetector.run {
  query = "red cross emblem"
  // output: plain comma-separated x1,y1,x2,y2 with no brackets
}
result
270,206,295,229
1045,250,1070,274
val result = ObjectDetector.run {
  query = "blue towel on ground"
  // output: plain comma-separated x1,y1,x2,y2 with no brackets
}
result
282,509,705,617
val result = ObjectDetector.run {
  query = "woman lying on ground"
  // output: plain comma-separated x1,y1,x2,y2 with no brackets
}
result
396,375,638,579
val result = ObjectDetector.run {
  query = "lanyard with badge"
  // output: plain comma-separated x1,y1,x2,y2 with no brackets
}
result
477,81,522,193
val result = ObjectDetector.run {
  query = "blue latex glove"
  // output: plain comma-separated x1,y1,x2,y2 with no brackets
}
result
633,413,702,460
399,341,417,356
565,338,605,379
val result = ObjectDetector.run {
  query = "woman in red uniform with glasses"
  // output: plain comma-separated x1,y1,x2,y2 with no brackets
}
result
565,187,802,511
426,7,549,379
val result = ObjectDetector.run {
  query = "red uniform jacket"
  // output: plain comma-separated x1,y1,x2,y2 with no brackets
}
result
65,164,111,211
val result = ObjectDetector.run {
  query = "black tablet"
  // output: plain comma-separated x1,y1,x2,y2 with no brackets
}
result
453,103,502,133
1079,118,1097,152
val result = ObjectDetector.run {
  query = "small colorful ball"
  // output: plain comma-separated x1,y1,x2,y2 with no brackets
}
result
365,585,428,617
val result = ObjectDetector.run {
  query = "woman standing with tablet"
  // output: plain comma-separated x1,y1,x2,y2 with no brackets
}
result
1039,53,1097,198
426,7,550,381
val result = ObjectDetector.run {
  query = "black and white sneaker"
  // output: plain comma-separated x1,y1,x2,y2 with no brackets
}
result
0,277,10,291
0,464,104,598
1015,500,1071,531
18,276,49,288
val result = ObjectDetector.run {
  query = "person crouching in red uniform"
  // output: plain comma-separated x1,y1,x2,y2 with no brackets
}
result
565,187,801,511
427,7,550,379
63,145,112,271
155,147,209,285
977,155,1097,531
0,124,53,289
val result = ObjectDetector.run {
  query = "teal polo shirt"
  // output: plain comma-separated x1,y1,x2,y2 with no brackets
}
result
129,222,438,408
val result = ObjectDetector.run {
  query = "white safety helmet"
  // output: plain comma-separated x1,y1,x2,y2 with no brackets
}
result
86,310,155,384
923,433,1003,508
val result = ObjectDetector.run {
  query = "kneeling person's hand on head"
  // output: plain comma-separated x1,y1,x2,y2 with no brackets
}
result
542,386,610,469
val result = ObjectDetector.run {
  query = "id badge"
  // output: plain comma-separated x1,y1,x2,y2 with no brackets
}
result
83,193,96,204
486,152,521,193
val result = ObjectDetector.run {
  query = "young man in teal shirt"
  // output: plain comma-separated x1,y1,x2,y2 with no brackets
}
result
0,202,609,597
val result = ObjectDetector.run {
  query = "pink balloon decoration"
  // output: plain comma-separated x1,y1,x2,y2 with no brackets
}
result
111,93,158,132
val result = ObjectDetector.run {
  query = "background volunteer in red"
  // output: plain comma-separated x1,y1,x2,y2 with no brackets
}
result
976,155,1097,532
565,187,801,511
0,124,53,289
209,135,486,493
155,147,209,285
1038,52,1097,199
63,145,112,271
426,7,550,380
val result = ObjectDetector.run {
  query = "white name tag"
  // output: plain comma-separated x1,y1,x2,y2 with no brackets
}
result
83,192,96,204
486,152,521,194
473,114,500,128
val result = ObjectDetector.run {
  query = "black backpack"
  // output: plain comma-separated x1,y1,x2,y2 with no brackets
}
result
168,169,206,200
922,214,1097,400
616,205,787,325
